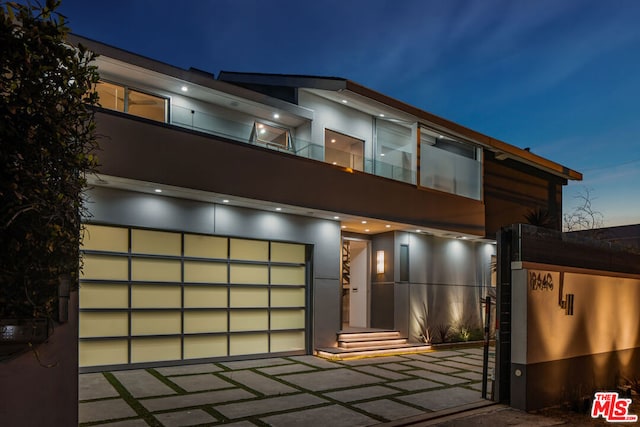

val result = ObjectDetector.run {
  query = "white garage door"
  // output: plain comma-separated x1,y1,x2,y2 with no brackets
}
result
79,224,308,369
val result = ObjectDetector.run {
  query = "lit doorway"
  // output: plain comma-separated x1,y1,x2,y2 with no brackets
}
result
341,238,369,329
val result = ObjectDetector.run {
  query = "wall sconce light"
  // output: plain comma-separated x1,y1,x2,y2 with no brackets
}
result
376,250,385,274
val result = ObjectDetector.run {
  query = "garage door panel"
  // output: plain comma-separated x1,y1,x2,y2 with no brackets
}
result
80,225,308,369
132,311,181,336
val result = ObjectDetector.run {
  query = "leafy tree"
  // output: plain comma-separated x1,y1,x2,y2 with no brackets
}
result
563,187,604,232
0,0,99,319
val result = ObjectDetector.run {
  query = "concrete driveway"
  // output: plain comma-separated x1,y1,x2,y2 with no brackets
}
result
79,346,495,426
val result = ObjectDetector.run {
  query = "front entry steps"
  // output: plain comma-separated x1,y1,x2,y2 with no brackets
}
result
316,329,431,360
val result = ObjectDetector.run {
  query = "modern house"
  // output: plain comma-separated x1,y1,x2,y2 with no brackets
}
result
70,35,582,372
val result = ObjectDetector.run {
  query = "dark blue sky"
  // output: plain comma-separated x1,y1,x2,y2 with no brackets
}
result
58,0,640,226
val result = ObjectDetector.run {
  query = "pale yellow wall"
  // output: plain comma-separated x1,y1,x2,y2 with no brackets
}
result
524,266,640,364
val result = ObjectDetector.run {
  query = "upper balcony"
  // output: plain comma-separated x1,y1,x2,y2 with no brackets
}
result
94,78,483,202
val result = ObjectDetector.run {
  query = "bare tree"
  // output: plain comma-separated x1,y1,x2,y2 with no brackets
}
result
563,187,604,231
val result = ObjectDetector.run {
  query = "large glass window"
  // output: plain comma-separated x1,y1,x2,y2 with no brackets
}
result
95,81,167,123
420,127,481,200
375,120,416,184
325,129,364,171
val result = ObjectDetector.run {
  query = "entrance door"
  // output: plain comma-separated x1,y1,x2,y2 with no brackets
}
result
341,239,369,329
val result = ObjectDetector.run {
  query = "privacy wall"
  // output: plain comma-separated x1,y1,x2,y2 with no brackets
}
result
499,225,640,410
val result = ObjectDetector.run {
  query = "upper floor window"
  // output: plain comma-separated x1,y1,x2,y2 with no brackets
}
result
420,127,482,200
324,129,364,171
95,81,167,123
250,121,291,151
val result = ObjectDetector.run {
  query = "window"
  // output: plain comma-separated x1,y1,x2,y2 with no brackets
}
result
375,120,415,184
324,129,364,171
420,127,482,200
95,81,167,123
250,121,291,150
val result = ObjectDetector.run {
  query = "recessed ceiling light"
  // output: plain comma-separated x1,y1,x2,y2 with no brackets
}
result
260,129,266,134
275,207,282,211
180,86,188,92
438,135,444,139
379,113,385,117
331,139,336,143
364,229,370,232
416,229,421,233
332,162,337,165
222,199,229,203
258,124,264,128
361,221,367,224
273,113,280,119
341,225,347,229
385,224,391,228
341,99,348,104
380,153,385,157
154,189,162,193
333,216,339,219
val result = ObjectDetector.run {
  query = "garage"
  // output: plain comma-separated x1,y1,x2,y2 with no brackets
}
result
79,224,308,369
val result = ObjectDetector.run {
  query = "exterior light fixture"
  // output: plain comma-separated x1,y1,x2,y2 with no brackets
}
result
180,85,188,92
416,229,421,233
380,153,385,157
376,250,385,274
341,225,347,229
275,207,282,211
273,113,280,119
222,199,229,203
333,216,339,219
341,99,348,104
385,224,391,228
361,220,367,224
154,189,162,193
379,113,385,117
365,228,370,232
331,139,336,143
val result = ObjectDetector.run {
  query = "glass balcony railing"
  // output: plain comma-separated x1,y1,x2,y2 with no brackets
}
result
169,104,418,185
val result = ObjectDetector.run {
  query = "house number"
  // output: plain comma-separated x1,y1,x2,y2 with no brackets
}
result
529,272,553,291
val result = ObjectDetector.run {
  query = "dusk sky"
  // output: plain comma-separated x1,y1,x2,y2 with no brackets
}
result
57,0,640,227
